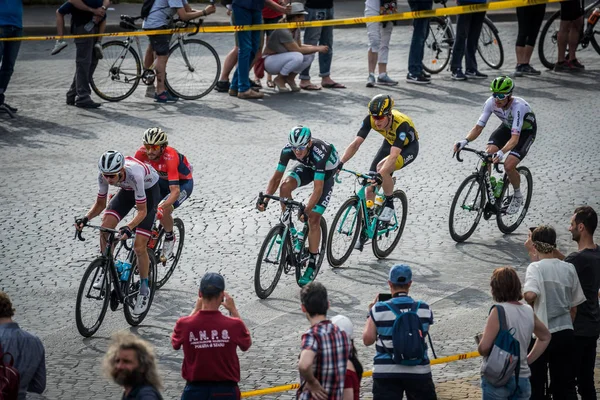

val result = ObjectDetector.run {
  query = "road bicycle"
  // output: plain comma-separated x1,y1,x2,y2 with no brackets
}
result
91,15,221,102
254,193,327,299
148,217,185,289
538,0,600,69
423,0,504,74
448,148,533,243
74,223,157,337
326,169,408,267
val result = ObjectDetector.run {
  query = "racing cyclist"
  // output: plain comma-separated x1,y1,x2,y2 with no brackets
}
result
453,76,536,215
75,151,160,315
256,126,340,286
134,127,193,259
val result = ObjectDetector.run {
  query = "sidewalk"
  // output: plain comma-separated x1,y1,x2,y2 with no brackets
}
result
22,0,560,35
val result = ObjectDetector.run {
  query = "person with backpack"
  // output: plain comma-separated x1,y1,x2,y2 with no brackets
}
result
362,264,437,400
477,267,550,399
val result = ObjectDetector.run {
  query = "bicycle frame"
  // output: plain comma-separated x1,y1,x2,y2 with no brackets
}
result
455,148,504,212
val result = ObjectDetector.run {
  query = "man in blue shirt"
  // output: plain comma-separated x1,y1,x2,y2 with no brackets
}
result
0,0,23,117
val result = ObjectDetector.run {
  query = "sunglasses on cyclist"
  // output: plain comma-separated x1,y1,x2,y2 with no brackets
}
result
492,92,510,100
103,173,118,179
292,145,308,152
144,144,162,151
372,115,388,121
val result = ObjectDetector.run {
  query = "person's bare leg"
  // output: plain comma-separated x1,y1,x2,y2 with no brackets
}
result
220,46,238,82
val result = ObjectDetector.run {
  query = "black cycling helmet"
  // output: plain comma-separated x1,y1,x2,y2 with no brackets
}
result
368,94,394,117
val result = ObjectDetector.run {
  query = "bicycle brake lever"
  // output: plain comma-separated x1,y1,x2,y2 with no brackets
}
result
494,163,504,174
455,150,464,163
75,229,86,242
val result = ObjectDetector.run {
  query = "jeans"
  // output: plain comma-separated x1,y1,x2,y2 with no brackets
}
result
0,25,22,105
66,23,99,104
573,334,599,400
407,0,433,76
450,3,486,72
181,382,240,400
230,5,262,93
300,7,334,80
481,376,531,400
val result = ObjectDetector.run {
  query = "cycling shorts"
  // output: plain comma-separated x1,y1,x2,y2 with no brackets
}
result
158,179,193,209
287,165,335,215
560,0,584,21
369,139,419,174
105,183,160,239
487,125,536,160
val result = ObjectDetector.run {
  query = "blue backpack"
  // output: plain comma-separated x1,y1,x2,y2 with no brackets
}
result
382,301,429,366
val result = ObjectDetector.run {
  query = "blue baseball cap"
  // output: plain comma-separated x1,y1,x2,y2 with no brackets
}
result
389,264,412,284
200,272,225,295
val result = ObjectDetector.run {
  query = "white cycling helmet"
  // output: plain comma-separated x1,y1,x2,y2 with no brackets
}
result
288,125,312,148
98,150,124,174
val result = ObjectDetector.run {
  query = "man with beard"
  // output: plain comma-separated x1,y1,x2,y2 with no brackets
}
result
103,333,163,399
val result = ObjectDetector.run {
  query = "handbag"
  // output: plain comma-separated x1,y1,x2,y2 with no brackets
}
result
254,56,266,80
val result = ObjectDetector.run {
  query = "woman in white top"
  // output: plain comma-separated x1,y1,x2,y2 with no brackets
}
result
478,267,550,400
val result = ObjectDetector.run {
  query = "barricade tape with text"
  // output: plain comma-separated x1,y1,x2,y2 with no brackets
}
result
240,350,481,398
1,0,563,42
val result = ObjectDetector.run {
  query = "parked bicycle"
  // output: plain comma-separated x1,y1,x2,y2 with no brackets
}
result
449,148,533,243
326,169,407,267
148,218,185,289
91,15,221,102
423,0,504,74
254,193,327,299
74,223,157,337
538,0,600,70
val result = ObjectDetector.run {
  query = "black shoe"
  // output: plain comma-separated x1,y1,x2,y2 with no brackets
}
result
0,104,15,118
75,101,101,109
451,69,467,81
215,80,230,93
421,71,431,79
521,64,541,76
1,103,17,113
406,73,431,84
66,97,75,106
465,69,488,79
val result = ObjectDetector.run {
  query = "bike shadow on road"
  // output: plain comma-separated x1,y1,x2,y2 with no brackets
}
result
452,234,530,270
0,114,97,148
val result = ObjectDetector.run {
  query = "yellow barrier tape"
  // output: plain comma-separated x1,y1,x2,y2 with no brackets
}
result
2,0,562,41
240,351,481,398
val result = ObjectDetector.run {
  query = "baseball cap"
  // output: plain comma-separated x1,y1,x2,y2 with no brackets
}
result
199,272,225,295
289,2,308,15
389,264,412,284
331,315,354,339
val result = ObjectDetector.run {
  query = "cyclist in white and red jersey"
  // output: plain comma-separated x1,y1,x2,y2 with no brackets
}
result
134,127,193,259
75,150,160,315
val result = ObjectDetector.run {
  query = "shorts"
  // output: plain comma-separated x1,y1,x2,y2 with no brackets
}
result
287,165,335,214
263,16,282,37
182,382,240,400
105,183,160,239
157,179,193,209
369,140,419,174
487,124,536,160
147,30,172,56
560,0,584,21
373,377,437,400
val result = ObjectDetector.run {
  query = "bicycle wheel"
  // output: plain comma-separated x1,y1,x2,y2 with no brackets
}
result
254,224,287,299
372,190,408,259
123,250,157,326
75,258,111,337
477,18,504,69
166,39,221,100
538,11,561,70
91,41,141,102
326,197,363,267
496,166,533,234
423,17,453,74
295,217,328,285
154,218,185,290
449,174,485,243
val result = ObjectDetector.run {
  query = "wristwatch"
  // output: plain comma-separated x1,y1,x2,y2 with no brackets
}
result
101,5,107,10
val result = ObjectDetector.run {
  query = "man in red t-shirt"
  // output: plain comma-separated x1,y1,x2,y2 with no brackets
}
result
171,272,251,400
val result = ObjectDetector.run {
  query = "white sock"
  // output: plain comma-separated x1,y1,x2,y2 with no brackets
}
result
378,73,387,78
514,188,522,198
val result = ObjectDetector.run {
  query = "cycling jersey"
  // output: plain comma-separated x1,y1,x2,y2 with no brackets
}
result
98,157,160,204
477,96,536,135
135,146,193,186
357,109,419,148
276,138,340,181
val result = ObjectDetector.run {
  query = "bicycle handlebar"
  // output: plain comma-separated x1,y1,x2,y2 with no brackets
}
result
74,222,120,242
336,168,382,186
258,192,305,210
118,15,203,35
454,147,504,174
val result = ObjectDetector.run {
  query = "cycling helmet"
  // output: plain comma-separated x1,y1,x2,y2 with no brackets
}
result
368,94,394,117
490,76,514,95
143,127,168,146
98,150,124,174
288,125,312,147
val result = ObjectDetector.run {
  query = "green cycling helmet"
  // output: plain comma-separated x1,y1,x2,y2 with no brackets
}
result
288,125,312,147
490,76,514,95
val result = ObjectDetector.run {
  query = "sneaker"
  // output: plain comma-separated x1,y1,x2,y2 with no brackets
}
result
406,73,431,84
298,267,316,287
1,103,18,113
506,195,523,215
554,61,572,72
145,85,155,98
93,270,105,290
513,64,525,77
377,73,399,86
238,89,264,99
228,88,238,97
94,42,103,60
215,80,230,92
378,206,395,222
51,40,68,56
133,292,150,315
465,69,488,79
155,90,179,103
570,58,585,70
366,73,376,88
521,64,541,76
452,69,467,80
161,235,176,259
422,71,431,79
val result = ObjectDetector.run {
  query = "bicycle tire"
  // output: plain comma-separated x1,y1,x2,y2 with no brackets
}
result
254,224,287,299
326,197,363,267
295,217,328,285
477,18,504,69
154,218,185,290
449,174,485,243
423,17,453,74
123,250,157,326
372,190,408,259
91,41,142,102
75,258,111,337
166,39,221,100
589,12,600,55
538,11,561,70
496,166,533,234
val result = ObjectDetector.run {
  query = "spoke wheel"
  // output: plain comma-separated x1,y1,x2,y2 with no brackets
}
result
154,218,185,289
75,258,110,337
326,197,363,267
372,190,408,259
449,174,485,243
254,225,287,299
295,218,328,285
477,18,504,69
496,166,533,234
538,11,561,69
91,41,141,102
423,17,453,74
123,250,157,326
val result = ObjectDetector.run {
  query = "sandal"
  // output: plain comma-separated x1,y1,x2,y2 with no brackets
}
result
266,80,275,88
300,83,322,91
322,82,346,89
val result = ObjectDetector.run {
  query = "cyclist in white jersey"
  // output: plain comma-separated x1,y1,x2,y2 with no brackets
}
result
75,151,160,315
454,76,536,215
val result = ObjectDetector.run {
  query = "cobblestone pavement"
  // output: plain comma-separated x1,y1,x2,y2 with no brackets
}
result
1,23,599,399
